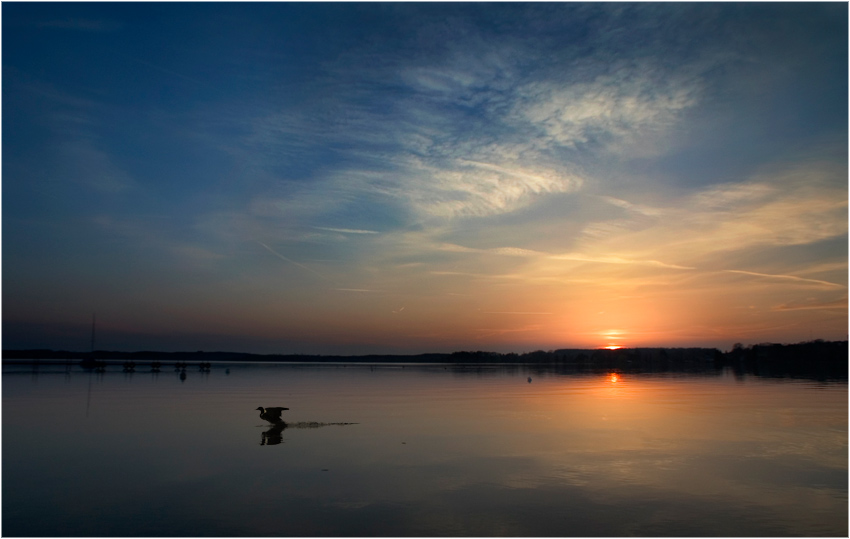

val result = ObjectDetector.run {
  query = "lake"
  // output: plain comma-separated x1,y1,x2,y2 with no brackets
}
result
3,361,847,536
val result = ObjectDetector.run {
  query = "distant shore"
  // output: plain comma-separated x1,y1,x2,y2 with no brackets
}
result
3,340,847,379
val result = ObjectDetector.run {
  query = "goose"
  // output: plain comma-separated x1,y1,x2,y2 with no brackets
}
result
256,406,289,424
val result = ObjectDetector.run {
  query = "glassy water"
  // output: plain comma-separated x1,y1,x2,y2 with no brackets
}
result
3,362,847,536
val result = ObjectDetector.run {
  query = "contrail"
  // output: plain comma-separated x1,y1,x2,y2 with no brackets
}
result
482,311,553,315
314,226,379,235
336,288,378,293
256,241,336,283
723,270,845,289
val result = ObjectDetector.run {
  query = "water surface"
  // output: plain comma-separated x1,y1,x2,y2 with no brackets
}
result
3,362,847,536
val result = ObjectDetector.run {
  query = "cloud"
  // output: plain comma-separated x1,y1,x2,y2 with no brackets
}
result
474,324,545,337
668,161,847,257
432,242,480,254
773,299,848,312
482,311,553,315
228,35,709,228
290,157,583,223
490,247,547,258
722,270,845,290
416,162,581,219
550,253,695,271
335,288,380,293
59,139,137,193
169,245,226,271
568,160,847,273
15,84,143,197
256,241,337,284
314,227,380,235
596,196,662,217
511,67,699,155
366,63,699,220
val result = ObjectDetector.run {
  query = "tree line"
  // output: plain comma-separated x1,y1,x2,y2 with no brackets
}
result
3,340,846,379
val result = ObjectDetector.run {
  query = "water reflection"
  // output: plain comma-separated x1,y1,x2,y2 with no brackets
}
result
261,421,287,445
258,420,361,446
2,362,846,536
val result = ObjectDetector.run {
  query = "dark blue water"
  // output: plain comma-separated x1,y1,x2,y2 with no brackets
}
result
3,362,847,536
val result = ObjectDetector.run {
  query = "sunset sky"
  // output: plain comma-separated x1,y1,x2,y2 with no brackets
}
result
3,3,847,354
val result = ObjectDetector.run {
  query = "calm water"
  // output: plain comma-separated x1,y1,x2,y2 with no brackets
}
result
3,362,847,537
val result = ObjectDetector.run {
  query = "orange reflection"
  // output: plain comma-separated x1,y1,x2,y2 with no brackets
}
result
609,372,620,384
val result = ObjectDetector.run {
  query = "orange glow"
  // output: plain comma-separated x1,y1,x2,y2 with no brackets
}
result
596,329,629,350
609,373,620,383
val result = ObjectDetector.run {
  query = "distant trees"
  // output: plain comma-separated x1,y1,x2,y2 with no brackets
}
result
3,340,846,380
720,340,847,379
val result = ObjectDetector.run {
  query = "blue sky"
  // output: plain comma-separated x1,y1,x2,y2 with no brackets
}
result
3,3,847,354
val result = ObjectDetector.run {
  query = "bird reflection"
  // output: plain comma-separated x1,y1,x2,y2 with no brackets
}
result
261,421,287,445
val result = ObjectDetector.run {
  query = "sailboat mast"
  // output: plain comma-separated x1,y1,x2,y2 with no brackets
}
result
90,313,96,353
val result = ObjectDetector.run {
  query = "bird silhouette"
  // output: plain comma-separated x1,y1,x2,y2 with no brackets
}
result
256,406,289,424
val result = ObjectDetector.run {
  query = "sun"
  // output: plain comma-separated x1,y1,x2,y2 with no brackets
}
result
599,329,627,350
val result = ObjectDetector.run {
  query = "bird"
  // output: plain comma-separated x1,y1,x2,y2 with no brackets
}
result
256,406,289,424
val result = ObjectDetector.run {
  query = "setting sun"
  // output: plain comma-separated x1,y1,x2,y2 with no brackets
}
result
599,329,628,350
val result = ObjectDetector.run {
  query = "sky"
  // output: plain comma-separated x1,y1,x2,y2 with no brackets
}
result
3,2,847,354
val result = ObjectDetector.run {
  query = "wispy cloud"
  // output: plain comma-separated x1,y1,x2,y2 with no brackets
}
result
569,160,847,271
550,253,695,271
335,288,380,293
331,158,582,220
490,247,548,258
512,67,699,155
314,227,379,235
474,325,546,340
596,196,662,217
682,162,846,252
773,299,848,312
227,36,708,228
482,311,554,315
59,138,137,193
12,82,139,195
723,270,845,290
256,241,336,284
